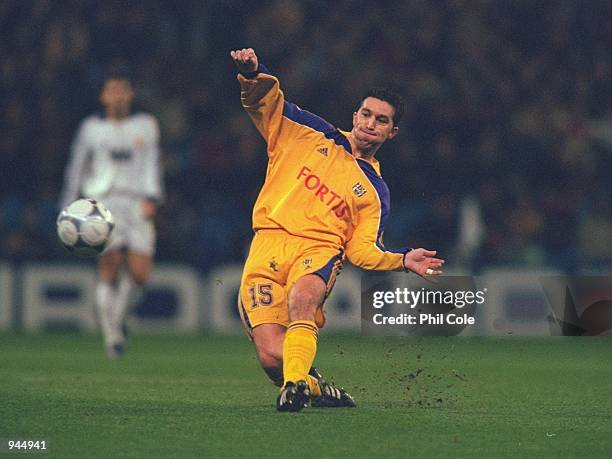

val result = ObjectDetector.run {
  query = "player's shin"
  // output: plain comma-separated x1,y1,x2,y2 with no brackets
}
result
282,320,318,387
113,276,142,339
95,281,117,345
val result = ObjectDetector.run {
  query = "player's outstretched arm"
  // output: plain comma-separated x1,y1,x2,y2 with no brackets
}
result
404,248,445,278
230,48,258,74
230,47,288,158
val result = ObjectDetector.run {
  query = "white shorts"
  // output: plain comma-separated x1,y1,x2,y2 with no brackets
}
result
101,194,156,256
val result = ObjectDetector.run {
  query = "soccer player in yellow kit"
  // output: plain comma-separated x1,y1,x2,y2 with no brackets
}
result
231,48,445,412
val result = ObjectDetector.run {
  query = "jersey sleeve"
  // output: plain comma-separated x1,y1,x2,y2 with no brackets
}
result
59,119,91,209
345,197,407,271
141,116,164,202
237,65,346,159
237,65,286,155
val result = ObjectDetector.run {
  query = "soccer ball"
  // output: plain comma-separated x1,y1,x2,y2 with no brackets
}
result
57,198,115,258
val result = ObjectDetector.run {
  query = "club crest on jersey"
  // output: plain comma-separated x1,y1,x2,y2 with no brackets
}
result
110,149,133,161
352,182,367,197
317,146,328,156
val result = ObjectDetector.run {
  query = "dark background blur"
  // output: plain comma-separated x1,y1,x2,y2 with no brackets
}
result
1,0,611,274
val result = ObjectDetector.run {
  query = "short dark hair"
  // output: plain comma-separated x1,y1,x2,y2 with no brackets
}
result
104,65,133,84
358,87,405,126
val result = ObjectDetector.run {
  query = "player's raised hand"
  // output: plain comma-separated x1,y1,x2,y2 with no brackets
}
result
230,48,258,73
404,248,445,279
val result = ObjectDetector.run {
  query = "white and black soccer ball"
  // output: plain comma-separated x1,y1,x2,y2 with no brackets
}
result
57,198,115,258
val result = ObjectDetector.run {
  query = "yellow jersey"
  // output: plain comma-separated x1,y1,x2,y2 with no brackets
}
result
238,65,406,271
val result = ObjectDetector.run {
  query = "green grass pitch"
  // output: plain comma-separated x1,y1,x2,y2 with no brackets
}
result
1,333,611,458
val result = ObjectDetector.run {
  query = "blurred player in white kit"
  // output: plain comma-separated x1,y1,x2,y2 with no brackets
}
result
60,68,164,358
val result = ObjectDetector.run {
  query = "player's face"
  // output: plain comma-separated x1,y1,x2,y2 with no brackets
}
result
352,97,399,150
100,79,134,119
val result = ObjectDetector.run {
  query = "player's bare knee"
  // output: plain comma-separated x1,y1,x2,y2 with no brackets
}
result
289,279,325,321
127,254,152,285
291,288,319,306
99,251,123,283
130,271,149,286
288,295,319,320
130,264,150,284
288,301,317,321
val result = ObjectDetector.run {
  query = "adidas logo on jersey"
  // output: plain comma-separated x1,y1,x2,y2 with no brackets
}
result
317,146,328,156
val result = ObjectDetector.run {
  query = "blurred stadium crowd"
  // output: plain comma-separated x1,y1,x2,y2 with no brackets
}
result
1,0,611,273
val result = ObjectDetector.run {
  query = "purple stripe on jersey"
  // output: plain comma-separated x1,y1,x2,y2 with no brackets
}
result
282,101,353,153
240,63,352,153
356,159,404,255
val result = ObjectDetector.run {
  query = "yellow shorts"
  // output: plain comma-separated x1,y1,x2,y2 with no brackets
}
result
238,230,344,338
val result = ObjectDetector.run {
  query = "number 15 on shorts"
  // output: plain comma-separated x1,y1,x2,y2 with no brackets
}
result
248,284,273,308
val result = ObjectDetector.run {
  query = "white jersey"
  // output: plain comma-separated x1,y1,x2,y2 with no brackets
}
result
60,111,163,208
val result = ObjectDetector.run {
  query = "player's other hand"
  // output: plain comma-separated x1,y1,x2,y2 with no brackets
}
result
230,48,258,74
404,248,445,278
142,199,157,220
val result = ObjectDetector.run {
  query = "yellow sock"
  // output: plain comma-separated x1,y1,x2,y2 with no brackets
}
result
282,320,318,387
307,374,322,397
